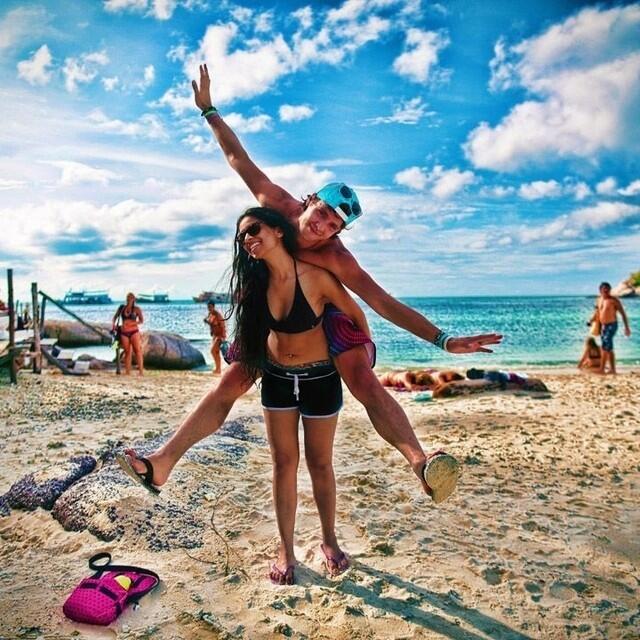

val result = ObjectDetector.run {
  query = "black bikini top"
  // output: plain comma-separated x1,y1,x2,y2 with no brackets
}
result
266,262,323,334
119,305,139,321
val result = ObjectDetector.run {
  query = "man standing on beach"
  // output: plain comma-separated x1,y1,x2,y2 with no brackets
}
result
204,300,226,375
119,65,502,502
596,282,631,375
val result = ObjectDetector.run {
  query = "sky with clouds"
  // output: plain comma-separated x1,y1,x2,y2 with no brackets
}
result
1,0,639,299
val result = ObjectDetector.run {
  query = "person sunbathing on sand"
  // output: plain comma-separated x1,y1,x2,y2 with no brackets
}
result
118,64,500,503
577,336,602,372
379,369,464,392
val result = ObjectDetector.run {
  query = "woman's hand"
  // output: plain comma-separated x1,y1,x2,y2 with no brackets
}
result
446,333,503,354
192,63,213,111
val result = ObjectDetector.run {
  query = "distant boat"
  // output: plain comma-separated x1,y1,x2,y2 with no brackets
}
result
137,293,170,304
60,290,113,305
193,291,230,303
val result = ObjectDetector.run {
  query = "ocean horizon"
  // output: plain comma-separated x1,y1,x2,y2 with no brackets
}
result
40,294,640,369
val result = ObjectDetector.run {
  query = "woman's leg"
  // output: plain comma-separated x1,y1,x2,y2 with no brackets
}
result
123,362,254,486
120,335,131,375
302,414,348,574
211,337,222,374
264,409,301,581
131,332,144,376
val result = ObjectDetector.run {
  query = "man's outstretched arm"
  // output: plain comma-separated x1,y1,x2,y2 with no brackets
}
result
192,64,298,215
307,244,502,354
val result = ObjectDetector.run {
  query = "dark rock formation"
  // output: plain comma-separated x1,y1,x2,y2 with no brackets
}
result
1,455,96,511
141,331,205,370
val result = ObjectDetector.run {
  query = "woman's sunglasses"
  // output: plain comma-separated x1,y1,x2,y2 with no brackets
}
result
237,221,262,243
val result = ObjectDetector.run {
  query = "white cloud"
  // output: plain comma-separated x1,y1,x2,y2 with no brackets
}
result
279,104,315,122
0,6,51,51
596,177,617,195
162,5,396,113
394,165,475,199
17,44,53,85
182,134,215,154
88,109,169,140
519,179,562,200
255,11,273,33
167,43,188,62
519,201,640,243
143,64,155,85
364,97,433,125
63,50,109,92
223,112,273,133
47,161,121,186
154,84,194,114
568,181,591,201
103,0,178,20
102,76,119,91
394,166,427,191
0,179,27,191
292,6,313,30
429,165,475,199
619,179,640,196
466,5,640,171
483,185,515,198
392,28,449,84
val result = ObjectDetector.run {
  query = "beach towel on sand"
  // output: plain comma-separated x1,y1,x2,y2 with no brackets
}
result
63,552,159,626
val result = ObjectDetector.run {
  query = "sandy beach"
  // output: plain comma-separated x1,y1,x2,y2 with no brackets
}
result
1,367,638,639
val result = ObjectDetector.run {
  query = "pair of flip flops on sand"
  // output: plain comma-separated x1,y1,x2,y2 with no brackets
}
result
117,450,461,504
269,544,350,585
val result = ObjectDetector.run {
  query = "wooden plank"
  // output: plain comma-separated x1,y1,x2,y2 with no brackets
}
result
39,291,112,343
31,283,41,373
7,269,16,384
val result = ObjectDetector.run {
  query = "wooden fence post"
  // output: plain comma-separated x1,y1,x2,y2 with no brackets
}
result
7,269,17,384
31,282,41,373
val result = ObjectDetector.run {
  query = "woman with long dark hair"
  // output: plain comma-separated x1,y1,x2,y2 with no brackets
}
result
229,206,370,584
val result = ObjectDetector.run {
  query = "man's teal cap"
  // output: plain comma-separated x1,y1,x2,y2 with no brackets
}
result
316,182,363,227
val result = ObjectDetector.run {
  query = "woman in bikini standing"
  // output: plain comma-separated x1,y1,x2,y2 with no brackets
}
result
112,292,144,376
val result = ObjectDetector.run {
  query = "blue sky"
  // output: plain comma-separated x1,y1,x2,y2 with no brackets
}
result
1,0,639,299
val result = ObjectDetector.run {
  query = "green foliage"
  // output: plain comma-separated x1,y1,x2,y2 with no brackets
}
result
629,270,640,287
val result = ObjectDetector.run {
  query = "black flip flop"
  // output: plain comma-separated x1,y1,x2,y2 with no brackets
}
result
116,453,161,496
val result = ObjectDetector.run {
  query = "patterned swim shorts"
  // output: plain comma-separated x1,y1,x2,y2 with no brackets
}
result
600,321,618,352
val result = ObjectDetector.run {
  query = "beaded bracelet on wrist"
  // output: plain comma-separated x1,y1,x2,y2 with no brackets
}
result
433,329,453,351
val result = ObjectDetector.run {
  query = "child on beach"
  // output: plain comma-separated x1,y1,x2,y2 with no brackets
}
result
594,282,631,375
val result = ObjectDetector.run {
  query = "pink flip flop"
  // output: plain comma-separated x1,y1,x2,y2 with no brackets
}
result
320,544,350,577
269,563,295,585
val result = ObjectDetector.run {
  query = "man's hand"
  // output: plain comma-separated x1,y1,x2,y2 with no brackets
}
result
625,327,631,337
446,333,503,354
192,63,213,111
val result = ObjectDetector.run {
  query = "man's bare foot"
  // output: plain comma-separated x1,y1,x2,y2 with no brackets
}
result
123,448,172,487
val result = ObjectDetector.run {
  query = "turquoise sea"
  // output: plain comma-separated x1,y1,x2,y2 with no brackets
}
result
45,296,640,369
47,296,640,368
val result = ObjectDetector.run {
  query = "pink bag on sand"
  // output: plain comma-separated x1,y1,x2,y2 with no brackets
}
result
63,552,160,626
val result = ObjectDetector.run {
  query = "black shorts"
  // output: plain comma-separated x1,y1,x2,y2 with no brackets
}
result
261,360,342,419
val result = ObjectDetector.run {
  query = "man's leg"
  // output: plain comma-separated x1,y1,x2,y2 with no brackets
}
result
124,362,253,486
609,349,616,374
333,346,431,488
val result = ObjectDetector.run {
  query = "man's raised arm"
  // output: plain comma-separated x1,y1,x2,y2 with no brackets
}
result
192,64,297,214
304,243,501,354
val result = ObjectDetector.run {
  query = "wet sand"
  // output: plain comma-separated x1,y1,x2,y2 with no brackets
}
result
1,368,638,639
